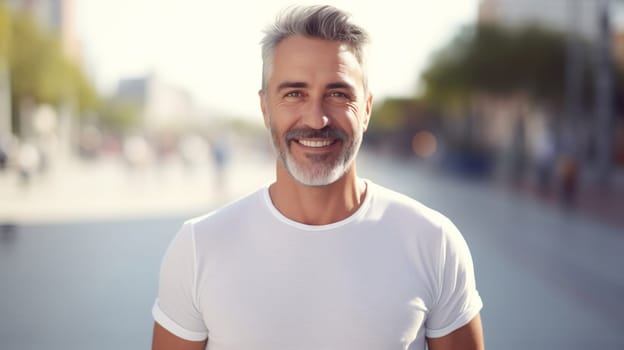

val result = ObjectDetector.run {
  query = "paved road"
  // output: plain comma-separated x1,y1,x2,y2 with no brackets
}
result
0,149,622,349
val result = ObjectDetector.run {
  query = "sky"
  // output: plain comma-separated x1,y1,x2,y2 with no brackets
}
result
75,1,478,120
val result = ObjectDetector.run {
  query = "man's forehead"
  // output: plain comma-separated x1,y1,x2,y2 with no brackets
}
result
269,37,364,91
275,35,347,51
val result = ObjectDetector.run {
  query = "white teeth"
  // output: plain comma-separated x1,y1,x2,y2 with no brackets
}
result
298,139,333,148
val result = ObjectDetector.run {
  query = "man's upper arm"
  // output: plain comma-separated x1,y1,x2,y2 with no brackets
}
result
153,223,209,341
427,314,484,350
152,322,207,350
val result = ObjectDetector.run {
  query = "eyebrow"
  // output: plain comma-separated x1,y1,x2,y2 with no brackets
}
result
326,82,356,92
276,81,308,92
276,81,356,92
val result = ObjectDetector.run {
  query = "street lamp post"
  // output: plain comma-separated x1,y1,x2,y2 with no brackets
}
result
594,0,615,186
564,0,583,157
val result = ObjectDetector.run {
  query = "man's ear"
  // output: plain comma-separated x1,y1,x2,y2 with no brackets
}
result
362,93,373,132
259,89,269,128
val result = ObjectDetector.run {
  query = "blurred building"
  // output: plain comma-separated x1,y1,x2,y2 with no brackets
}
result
115,74,194,132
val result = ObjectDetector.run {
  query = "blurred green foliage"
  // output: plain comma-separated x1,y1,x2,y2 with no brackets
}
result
0,4,10,60
421,23,624,125
98,98,141,132
371,24,585,134
0,3,99,132
369,22,624,160
370,97,426,131
420,24,572,110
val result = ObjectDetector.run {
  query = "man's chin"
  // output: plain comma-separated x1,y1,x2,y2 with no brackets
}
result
286,162,344,187
298,175,340,187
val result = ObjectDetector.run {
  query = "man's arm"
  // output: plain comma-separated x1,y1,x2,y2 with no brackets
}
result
152,322,207,350
427,314,484,350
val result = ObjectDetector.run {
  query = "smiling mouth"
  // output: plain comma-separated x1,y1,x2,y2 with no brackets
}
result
297,139,336,148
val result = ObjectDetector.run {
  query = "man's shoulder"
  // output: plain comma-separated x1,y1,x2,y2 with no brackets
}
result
368,181,450,231
186,186,267,232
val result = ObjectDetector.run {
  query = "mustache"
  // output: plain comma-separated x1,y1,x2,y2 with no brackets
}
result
285,126,347,142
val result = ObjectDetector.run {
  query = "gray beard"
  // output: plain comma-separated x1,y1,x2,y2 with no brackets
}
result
267,116,362,186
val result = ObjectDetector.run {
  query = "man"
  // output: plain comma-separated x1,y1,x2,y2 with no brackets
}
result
152,5,484,350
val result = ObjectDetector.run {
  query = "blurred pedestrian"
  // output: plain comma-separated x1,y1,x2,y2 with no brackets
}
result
532,127,556,196
210,137,229,189
123,136,153,170
557,154,579,208
0,142,7,171
152,5,484,350
16,142,41,186
179,134,208,169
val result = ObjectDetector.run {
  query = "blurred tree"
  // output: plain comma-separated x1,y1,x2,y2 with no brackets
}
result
9,12,62,103
370,97,425,131
367,97,440,156
1,7,99,134
419,22,624,178
421,24,577,110
98,98,141,132
69,63,99,112
0,2,11,141
419,27,478,112
0,3,10,59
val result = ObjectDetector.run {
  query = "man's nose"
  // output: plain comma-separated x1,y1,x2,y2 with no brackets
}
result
301,98,330,130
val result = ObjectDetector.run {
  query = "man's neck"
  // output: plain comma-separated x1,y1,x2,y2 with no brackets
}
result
269,163,367,226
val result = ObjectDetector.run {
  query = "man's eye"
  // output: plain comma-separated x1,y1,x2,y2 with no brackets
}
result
328,91,349,100
329,92,347,98
285,91,302,97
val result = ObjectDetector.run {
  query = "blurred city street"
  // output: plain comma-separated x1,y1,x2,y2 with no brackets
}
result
1,145,623,349
2,0,624,349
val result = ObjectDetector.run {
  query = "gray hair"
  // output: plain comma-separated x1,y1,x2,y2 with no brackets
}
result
260,5,370,92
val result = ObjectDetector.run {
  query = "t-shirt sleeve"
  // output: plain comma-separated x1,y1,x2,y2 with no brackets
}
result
425,217,483,338
152,222,209,341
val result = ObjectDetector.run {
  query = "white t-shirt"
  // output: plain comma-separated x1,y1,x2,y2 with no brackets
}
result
153,180,482,350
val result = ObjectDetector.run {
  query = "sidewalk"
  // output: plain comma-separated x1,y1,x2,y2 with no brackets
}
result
507,173,624,228
2,148,623,228
0,150,274,224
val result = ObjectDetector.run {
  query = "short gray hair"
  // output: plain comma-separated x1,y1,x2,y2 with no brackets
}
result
260,5,370,92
